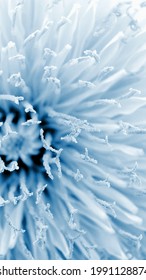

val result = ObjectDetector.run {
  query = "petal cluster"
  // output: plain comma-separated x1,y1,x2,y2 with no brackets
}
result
0,0,146,260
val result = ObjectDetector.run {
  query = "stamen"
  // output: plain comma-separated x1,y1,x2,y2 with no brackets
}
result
81,148,97,164
20,176,33,201
5,214,25,234
0,196,10,207
0,95,24,104
36,184,47,204
73,169,83,182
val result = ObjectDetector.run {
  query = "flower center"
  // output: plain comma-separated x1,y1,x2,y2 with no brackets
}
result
1,134,24,160
0,132,25,162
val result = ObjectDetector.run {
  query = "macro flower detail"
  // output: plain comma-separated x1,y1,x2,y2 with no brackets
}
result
0,0,146,260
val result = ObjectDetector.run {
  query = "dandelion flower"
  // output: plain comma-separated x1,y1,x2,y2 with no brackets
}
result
0,0,146,260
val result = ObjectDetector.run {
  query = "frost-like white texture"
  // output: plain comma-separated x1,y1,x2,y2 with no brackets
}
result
0,0,146,260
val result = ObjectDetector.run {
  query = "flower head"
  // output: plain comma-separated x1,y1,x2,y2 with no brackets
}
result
0,0,146,260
